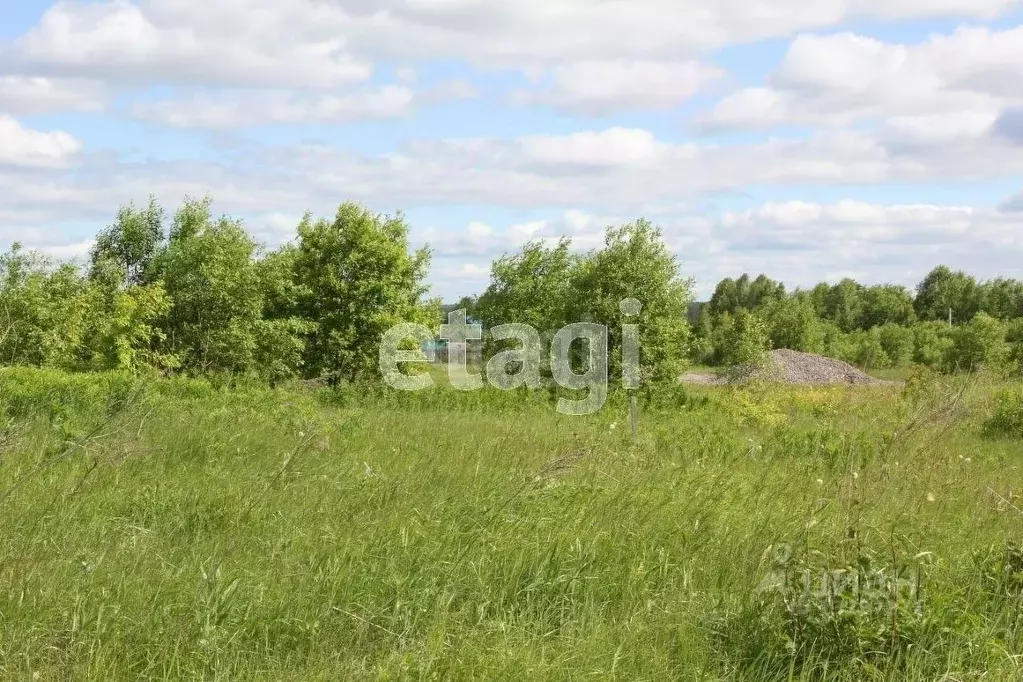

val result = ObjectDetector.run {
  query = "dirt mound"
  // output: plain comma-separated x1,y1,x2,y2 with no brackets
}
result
682,349,899,386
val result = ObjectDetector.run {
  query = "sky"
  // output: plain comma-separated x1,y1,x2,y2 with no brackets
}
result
2,0,1023,301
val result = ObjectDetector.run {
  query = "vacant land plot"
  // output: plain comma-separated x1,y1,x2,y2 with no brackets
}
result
1,367,1021,680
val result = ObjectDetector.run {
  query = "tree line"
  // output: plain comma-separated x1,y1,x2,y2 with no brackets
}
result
692,270,1023,373
0,196,435,384
0,198,698,386
2,196,1020,385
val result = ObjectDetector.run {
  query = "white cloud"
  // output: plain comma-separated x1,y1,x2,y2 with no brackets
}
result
11,0,371,88
518,128,675,168
7,0,1021,89
702,26,1023,133
0,115,81,168
0,76,106,115
513,60,722,114
40,240,94,261
131,86,416,129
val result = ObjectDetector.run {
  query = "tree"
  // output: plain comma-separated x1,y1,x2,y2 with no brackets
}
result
720,310,771,368
761,295,823,353
944,312,1008,372
914,265,981,323
877,323,914,367
154,198,265,375
746,274,786,310
849,329,890,370
89,195,166,286
822,279,865,332
293,202,435,382
569,219,694,383
708,273,784,316
980,277,1023,320
474,238,576,333
912,322,954,368
0,244,86,367
860,284,916,329
708,277,741,317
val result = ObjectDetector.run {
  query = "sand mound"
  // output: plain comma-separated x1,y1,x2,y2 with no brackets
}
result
682,349,899,386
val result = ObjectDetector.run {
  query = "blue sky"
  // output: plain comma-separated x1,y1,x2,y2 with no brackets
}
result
2,0,1023,300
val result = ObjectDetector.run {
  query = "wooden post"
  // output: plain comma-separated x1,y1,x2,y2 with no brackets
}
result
629,394,638,442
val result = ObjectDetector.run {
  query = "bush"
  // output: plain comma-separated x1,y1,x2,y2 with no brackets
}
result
720,310,771,368
849,329,891,369
944,312,1008,373
877,323,914,367
913,322,954,367
984,387,1023,438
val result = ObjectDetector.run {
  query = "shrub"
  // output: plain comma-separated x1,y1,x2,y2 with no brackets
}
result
944,312,1008,373
983,387,1023,438
912,322,954,368
720,310,771,369
877,323,915,367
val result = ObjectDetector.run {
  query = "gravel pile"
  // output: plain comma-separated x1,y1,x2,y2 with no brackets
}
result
682,349,898,386
756,349,880,385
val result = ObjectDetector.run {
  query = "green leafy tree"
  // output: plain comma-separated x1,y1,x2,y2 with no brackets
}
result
912,322,954,368
154,198,265,375
475,238,576,332
914,265,981,323
78,278,177,372
849,328,890,370
823,279,865,332
761,295,823,353
721,309,771,368
569,219,694,383
253,243,315,383
876,323,914,367
89,195,166,286
860,285,916,329
708,277,741,317
944,312,1008,372
980,277,1023,320
293,202,434,382
0,245,88,367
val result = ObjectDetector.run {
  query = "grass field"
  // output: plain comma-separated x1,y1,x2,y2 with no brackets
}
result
1,366,1022,680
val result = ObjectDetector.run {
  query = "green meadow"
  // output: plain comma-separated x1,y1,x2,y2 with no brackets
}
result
1,367,1021,680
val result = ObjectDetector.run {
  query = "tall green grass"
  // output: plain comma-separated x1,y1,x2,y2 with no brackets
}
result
0,367,1021,680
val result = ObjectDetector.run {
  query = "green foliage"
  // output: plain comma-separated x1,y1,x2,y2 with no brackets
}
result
877,322,915,367
570,219,694,383
708,273,785,317
89,195,166,286
721,309,771,368
293,202,435,382
848,328,890,369
822,278,865,333
915,265,982,323
980,277,1023,320
860,283,916,328
760,295,823,353
475,237,577,332
983,387,1023,438
155,198,265,375
912,322,954,367
944,312,1008,373
476,219,694,384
